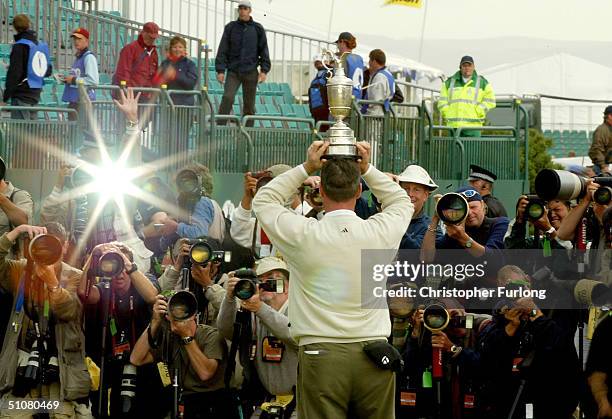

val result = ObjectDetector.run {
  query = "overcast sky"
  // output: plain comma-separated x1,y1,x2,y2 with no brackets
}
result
250,0,611,42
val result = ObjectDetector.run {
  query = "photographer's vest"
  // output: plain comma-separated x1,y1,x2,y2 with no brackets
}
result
308,69,328,111
344,53,364,99
15,38,49,89
61,49,96,103
361,66,395,113
0,261,90,401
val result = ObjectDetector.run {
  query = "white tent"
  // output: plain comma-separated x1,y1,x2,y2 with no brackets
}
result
481,53,612,130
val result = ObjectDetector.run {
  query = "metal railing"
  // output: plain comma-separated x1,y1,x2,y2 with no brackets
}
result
0,106,80,170
55,6,204,77
0,0,60,44
91,0,335,99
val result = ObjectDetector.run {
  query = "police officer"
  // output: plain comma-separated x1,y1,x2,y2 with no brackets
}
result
467,164,508,218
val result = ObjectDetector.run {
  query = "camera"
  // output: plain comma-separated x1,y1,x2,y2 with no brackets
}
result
524,195,546,221
422,302,473,331
233,268,285,300
187,238,231,266
64,165,92,190
436,193,469,225
120,363,137,414
532,266,612,307
251,170,273,194
176,169,202,196
163,290,198,321
535,169,612,201
97,251,125,277
28,234,63,266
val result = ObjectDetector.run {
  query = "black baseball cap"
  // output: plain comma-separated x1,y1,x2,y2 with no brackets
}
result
460,55,474,66
604,105,612,115
335,32,355,43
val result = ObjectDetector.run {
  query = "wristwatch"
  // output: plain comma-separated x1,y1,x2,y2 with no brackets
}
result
464,238,473,248
126,263,138,275
180,336,195,346
545,226,556,236
450,345,463,357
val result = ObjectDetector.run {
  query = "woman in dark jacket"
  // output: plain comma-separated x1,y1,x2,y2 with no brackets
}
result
154,36,198,105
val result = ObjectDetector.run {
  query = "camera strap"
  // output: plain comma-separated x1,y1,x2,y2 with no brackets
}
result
110,290,136,357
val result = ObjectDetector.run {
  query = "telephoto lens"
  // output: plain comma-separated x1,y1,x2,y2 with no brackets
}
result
436,193,469,225
24,341,42,384
594,186,612,205
120,363,138,413
29,234,63,266
167,290,198,321
98,252,125,277
176,169,200,195
524,195,546,221
423,303,450,332
234,268,259,300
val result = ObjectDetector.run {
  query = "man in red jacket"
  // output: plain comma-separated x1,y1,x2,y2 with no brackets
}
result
113,22,160,100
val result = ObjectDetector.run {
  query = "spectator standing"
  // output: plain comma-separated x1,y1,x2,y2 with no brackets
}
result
467,164,508,218
61,28,99,121
588,105,612,175
438,56,495,137
335,32,364,100
3,14,52,119
308,55,330,131
215,0,271,127
113,22,160,98
153,36,198,106
252,142,414,419
362,49,394,116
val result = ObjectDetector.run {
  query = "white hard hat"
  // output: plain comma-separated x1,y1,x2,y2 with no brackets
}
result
397,165,438,190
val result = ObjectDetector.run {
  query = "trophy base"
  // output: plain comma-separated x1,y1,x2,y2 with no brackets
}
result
322,142,358,160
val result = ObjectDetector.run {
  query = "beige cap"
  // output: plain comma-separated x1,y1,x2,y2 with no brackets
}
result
267,164,292,178
397,165,438,190
255,256,289,279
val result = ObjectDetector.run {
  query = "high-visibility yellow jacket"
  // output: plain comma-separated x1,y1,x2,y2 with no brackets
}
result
438,70,496,128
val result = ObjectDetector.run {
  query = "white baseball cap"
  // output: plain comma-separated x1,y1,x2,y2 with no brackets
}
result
397,165,438,190
255,256,289,279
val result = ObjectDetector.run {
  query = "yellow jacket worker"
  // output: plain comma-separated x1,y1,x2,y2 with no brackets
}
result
438,55,496,137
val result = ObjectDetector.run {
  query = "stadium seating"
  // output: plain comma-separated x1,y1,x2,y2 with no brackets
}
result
544,129,591,158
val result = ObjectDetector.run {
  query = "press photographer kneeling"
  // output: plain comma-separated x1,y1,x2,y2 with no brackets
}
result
0,223,91,417
130,290,230,419
217,257,297,419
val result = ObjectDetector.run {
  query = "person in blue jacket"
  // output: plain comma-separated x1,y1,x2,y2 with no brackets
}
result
153,36,198,106
3,14,52,119
335,31,364,100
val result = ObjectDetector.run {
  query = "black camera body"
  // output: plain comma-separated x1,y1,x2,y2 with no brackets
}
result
524,195,545,221
233,268,285,300
187,238,231,266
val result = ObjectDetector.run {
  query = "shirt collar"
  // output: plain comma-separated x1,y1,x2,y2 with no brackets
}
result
323,209,356,218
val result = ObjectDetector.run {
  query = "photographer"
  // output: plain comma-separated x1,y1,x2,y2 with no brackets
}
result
400,299,487,419
217,257,297,418
78,241,160,417
586,312,612,419
467,164,507,218
0,158,33,236
396,164,443,249
0,223,91,417
421,186,509,262
505,196,571,250
252,141,413,419
230,165,293,258
160,164,226,248
158,238,228,327
130,293,230,419
476,265,580,418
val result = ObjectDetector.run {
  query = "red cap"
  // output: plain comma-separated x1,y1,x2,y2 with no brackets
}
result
71,27,90,40
142,22,160,38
